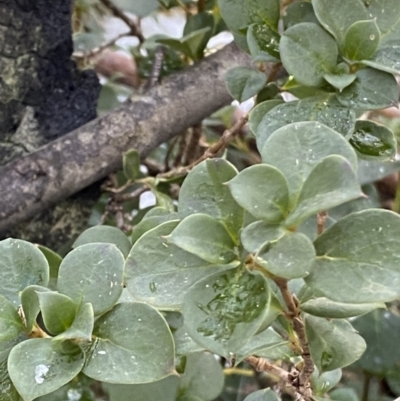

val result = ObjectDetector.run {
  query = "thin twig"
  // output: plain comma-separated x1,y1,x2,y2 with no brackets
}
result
317,211,328,235
274,278,314,400
99,0,145,43
72,31,130,59
246,356,290,382
143,45,166,91
158,115,248,179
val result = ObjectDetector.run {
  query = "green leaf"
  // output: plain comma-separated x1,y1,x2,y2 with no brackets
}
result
131,208,178,244
0,239,49,307
112,0,158,16
182,269,270,359
329,388,359,401
305,315,366,372
241,221,284,253
104,376,180,401
352,309,400,373
218,0,280,36
358,159,400,185
180,353,224,401
73,225,132,258
279,23,338,87
256,232,315,279
312,0,368,45
306,209,400,303
283,2,319,29
0,363,19,401
227,165,289,224
256,97,356,149
158,28,212,61
362,0,400,37
247,23,280,62
8,339,85,401
83,302,175,383
183,12,214,59
363,45,400,74
53,303,94,343
324,73,357,92
168,214,237,264
37,246,62,291
248,100,283,136
350,120,396,161
312,367,342,396
336,67,399,109
178,159,243,239
243,388,281,401
285,155,362,227
57,243,124,316
261,122,358,205
20,285,51,333
123,149,140,181
300,297,385,318
37,292,77,335
235,327,289,363
125,221,232,310
174,326,205,357
343,19,380,60
225,67,267,103
0,295,23,342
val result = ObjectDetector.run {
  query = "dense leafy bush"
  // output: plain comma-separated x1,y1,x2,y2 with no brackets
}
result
2,0,400,400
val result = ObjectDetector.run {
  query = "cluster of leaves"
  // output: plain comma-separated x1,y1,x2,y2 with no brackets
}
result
3,0,400,401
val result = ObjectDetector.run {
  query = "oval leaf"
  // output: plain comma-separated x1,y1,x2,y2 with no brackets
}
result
300,297,385,318
0,239,49,307
168,214,237,264
350,120,396,161
247,23,280,61
228,165,289,223
343,19,381,61
336,67,399,110
8,339,84,401
306,209,400,303
225,67,267,103
243,388,281,401
37,292,77,335
285,155,362,227
182,269,270,359
279,23,338,86
0,294,23,342
305,315,366,372
73,226,132,258
83,302,175,383
312,0,368,44
125,221,231,310
256,97,356,149
241,221,285,254
178,159,243,239
261,121,358,203
256,232,316,279
57,243,124,316
352,309,400,374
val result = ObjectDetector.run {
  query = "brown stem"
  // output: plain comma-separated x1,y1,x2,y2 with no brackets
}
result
198,0,206,12
157,115,248,179
317,210,328,235
99,0,145,43
246,356,289,382
274,278,314,399
361,373,372,401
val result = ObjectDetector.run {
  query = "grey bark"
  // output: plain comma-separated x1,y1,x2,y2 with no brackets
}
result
0,42,252,237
